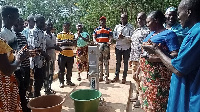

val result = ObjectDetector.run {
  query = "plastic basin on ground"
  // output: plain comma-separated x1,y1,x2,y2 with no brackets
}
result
70,89,102,112
27,95,65,112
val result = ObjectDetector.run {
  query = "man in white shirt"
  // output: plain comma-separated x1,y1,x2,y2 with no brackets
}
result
111,13,134,84
130,12,149,82
28,14,50,97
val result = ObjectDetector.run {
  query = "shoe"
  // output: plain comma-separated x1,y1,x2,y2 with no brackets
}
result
130,94,138,102
86,73,89,79
133,100,141,108
77,77,81,81
59,83,64,88
34,92,41,97
111,77,119,83
27,92,34,98
105,78,110,84
50,89,56,94
122,78,126,84
99,77,104,82
99,74,104,82
45,89,56,95
66,81,75,86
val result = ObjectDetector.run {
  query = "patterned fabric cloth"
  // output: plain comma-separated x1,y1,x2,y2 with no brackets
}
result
130,26,149,61
165,6,176,14
28,27,46,69
113,23,134,50
0,39,22,112
140,30,179,111
16,32,30,67
75,31,89,73
57,31,75,57
76,46,88,73
140,59,172,112
167,22,200,112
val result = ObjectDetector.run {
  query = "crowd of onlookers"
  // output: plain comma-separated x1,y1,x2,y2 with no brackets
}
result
1,0,200,111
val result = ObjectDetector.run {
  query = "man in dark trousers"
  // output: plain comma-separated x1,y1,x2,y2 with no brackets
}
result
14,18,31,112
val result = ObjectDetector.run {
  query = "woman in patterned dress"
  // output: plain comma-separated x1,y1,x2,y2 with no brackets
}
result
0,6,29,112
139,10,179,111
74,23,90,81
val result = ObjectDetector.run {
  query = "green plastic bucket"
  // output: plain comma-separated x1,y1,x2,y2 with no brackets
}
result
70,89,102,112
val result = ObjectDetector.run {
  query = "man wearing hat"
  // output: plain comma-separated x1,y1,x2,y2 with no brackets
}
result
93,16,113,84
165,6,188,46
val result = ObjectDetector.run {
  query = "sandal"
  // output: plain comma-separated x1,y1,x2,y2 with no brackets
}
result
130,93,138,102
77,77,81,81
45,89,56,95
133,100,141,108
50,89,56,94
130,97,138,102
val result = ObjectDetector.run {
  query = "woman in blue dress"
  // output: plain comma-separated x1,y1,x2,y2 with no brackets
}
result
139,10,179,111
142,0,200,111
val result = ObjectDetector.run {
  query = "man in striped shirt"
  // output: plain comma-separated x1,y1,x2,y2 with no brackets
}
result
93,16,113,84
57,22,76,88
13,17,31,112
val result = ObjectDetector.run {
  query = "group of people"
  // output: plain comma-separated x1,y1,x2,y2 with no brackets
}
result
92,0,200,112
0,4,93,112
132,1,200,112
1,0,200,111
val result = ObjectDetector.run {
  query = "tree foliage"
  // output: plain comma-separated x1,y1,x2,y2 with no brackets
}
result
1,0,181,35
2,0,79,33
77,0,181,35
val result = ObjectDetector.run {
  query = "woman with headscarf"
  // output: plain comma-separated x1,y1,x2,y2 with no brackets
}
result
164,6,188,46
74,23,90,81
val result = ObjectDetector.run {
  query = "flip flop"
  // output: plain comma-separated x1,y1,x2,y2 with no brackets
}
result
133,100,141,108
77,77,81,81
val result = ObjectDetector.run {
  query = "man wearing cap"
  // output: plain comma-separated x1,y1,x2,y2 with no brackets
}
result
111,13,134,84
165,6,188,46
93,16,113,84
